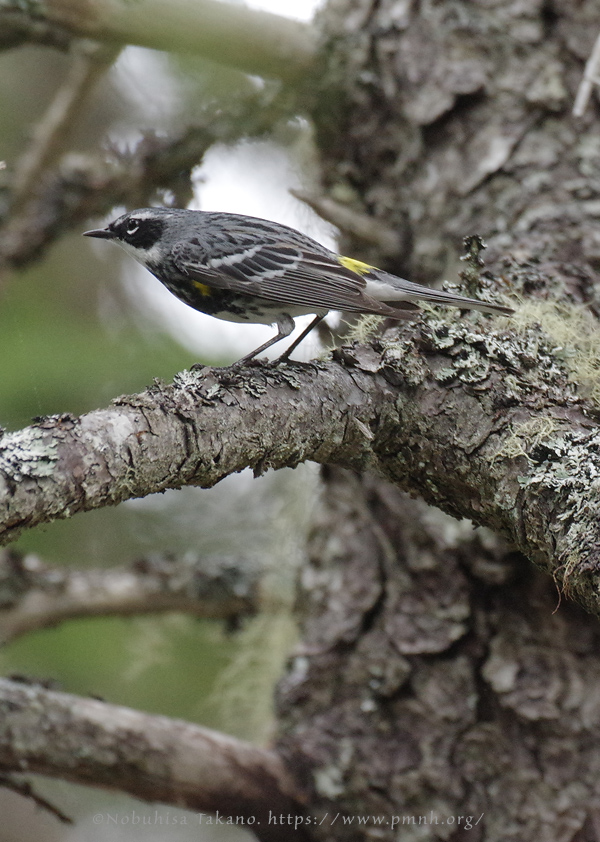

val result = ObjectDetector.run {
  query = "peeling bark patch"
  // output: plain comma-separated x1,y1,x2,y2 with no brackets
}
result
384,563,471,655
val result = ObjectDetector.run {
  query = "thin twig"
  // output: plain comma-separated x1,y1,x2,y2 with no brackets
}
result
0,773,73,824
10,39,120,214
573,31,600,117
290,188,403,256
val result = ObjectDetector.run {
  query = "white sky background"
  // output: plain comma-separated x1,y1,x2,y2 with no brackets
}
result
102,0,334,364
245,0,320,21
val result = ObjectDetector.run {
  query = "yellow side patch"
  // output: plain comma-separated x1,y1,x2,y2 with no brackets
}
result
338,255,376,275
193,281,212,297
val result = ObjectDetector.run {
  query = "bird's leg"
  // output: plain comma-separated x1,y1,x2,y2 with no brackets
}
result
276,314,326,363
233,314,295,366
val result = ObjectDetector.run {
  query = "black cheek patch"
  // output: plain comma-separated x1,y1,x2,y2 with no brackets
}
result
122,218,165,249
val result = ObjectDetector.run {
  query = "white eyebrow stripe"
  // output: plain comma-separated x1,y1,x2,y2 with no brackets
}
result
130,209,165,221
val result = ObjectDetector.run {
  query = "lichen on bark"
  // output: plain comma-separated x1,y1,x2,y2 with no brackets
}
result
276,1,600,839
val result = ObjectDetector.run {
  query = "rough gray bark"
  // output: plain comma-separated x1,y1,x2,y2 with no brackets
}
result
278,473,600,842
273,1,600,840
315,0,600,283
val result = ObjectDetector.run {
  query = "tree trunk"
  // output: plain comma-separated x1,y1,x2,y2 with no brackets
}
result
2,0,600,837
276,1,600,839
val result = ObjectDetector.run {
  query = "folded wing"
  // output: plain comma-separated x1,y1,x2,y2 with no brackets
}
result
171,238,419,316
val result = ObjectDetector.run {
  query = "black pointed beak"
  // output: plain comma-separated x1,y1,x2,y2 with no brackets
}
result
83,227,117,239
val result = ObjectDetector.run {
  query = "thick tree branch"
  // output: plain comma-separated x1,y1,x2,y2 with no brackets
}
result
0,0,317,83
0,678,308,842
0,549,259,644
1,298,600,615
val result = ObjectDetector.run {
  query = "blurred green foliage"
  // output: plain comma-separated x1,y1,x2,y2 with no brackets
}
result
0,218,246,729
0,40,305,744
0,24,320,842
0,238,196,432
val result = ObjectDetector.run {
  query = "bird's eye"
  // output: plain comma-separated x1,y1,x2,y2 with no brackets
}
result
126,219,140,235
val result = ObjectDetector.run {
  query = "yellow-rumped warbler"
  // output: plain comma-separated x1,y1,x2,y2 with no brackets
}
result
84,207,513,364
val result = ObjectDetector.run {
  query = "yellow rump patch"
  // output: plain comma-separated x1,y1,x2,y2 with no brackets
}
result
193,281,212,297
338,255,376,275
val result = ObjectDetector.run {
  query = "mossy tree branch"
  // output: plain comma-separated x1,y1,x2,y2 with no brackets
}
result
1,291,600,617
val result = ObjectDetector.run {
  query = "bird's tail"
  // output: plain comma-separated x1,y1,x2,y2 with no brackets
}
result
367,270,514,317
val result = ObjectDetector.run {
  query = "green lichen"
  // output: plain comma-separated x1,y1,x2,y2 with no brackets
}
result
0,427,58,481
346,314,386,345
381,340,428,386
492,417,562,463
173,369,205,391
434,367,458,385
511,300,600,406
407,312,567,393
518,428,600,495
517,427,600,593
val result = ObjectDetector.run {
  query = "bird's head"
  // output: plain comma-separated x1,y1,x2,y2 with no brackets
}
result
83,208,175,266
